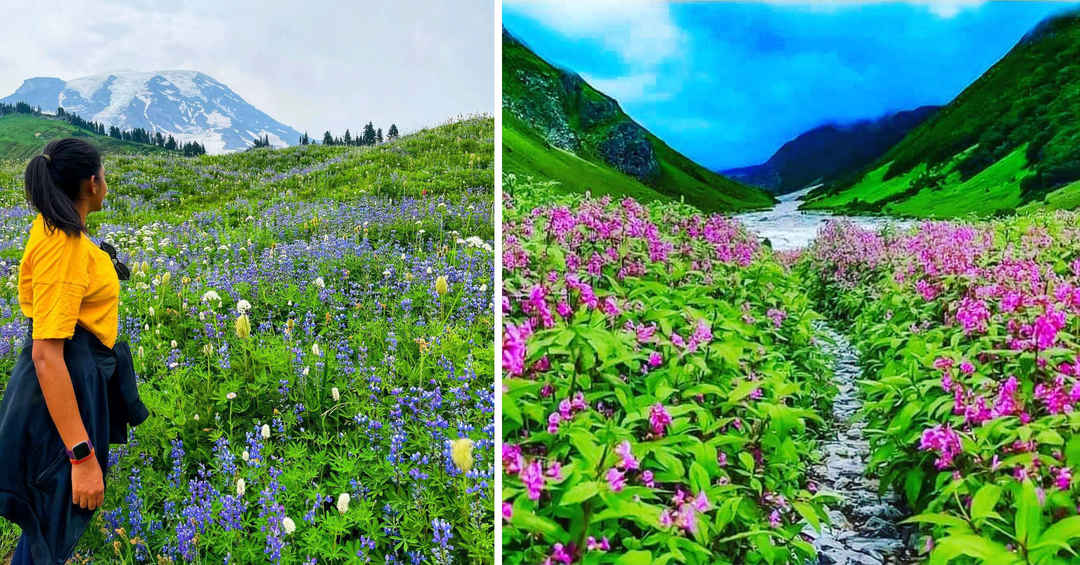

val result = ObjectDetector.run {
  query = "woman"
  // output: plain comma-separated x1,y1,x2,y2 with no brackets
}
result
0,138,147,564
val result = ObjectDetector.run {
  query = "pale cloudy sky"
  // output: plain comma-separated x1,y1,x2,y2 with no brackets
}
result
0,0,494,135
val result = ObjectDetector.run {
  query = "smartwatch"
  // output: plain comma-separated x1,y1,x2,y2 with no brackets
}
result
66,440,94,464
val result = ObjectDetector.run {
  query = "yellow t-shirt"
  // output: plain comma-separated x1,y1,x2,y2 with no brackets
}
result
18,214,120,349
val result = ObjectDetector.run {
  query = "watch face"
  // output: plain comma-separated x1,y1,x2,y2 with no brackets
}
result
72,442,91,460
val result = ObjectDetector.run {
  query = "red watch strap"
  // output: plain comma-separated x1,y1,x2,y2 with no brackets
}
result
70,448,95,465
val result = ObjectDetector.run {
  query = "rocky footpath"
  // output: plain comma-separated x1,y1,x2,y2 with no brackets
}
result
806,324,919,565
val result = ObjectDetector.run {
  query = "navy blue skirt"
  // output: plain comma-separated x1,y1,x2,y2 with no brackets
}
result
0,322,147,564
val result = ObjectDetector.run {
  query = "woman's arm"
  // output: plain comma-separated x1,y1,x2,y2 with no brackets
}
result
31,338,104,511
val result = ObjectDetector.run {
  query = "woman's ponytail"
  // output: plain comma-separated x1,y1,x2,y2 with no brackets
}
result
23,138,101,237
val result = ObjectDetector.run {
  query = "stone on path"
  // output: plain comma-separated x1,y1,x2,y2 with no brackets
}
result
804,323,919,565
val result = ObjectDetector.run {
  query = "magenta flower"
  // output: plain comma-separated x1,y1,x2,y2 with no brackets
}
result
548,543,573,565
606,467,626,492
503,444,523,474
769,509,782,528
919,425,963,469
547,412,561,435
615,441,639,470
546,461,563,481
649,403,672,437
648,351,663,368
641,470,655,488
502,502,513,521
502,323,532,376
522,460,546,500
586,536,610,551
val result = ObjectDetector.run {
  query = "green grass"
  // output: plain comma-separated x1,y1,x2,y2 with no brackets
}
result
0,113,169,159
803,146,1035,218
887,146,1031,217
502,113,673,204
802,162,927,210
1019,178,1080,213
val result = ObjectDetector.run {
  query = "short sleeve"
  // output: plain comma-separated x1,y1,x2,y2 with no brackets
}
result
29,229,90,340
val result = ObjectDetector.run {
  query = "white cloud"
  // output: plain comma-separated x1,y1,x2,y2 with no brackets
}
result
758,0,986,18
0,0,494,135
504,0,685,66
580,72,673,103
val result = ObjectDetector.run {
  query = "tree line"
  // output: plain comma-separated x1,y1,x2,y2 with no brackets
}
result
0,102,206,156
296,122,399,147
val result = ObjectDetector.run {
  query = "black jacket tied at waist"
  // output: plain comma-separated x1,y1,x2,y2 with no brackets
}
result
0,321,149,564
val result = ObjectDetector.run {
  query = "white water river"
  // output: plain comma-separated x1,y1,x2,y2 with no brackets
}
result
735,186,910,251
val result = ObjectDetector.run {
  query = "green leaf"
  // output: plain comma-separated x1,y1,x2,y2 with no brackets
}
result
689,462,710,494
559,481,600,505
901,513,970,529
929,534,1021,565
793,501,821,533
614,551,653,565
1017,479,1044,545
970,484,1002,522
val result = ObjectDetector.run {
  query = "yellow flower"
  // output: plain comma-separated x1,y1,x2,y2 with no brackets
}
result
450,438,474,472
161,272,171,286
435,275,449,297
235,314,251,339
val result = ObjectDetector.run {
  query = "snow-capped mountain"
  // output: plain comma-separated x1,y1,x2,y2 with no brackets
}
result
1,71,301,153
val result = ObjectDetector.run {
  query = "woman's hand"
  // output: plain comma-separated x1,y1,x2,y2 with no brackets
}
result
70,455,104,510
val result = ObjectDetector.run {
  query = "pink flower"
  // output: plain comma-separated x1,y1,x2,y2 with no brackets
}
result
717,452,727,466
766,308,787,328
503,444,523,474
659,509,674,527
606,467,626,492
615,441,639,470
647,351,663,367
919,425,963,469
769,509,782,528
548,543,573,565
641,470,655,488
692,491,710,512
959,361,975,374
649,403,672,437
1034,305,1067,350
1056,466,1072,490
547,412,561,434
502,323,532,376
556,300,572,318
502,502,513,521
522,460,546,500
586,536,610,551
546,461,563,481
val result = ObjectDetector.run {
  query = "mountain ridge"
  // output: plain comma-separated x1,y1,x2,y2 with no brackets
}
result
502,28,774,213
722,105,940,195
2,71,301,153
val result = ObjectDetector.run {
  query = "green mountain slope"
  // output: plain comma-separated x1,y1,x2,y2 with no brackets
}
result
502,29,774,213
0,113,169,160
803,8,1080,217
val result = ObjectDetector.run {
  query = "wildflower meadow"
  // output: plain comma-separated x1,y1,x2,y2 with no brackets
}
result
501,176,835,564
803,215,1080,564
502,173,1080,564
0,116,495,564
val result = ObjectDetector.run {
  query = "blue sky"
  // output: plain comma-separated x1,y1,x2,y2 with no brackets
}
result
503,1,1075,170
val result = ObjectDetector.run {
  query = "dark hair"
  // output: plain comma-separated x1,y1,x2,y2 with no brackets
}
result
24,137,102,237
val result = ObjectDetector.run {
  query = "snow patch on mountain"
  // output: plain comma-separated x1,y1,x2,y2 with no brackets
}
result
1,70,301,153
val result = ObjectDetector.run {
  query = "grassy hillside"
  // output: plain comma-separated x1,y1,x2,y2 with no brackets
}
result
502,29,773,213
0,116,494,562
0,113,169,160
803,8,1080,217
0,115,493,226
